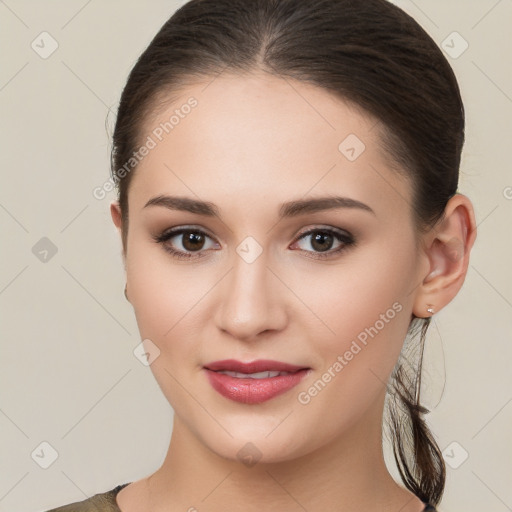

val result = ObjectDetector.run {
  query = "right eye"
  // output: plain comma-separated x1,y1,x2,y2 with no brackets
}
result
153,227,220,260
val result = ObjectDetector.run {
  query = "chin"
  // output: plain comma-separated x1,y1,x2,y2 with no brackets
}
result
195,421,315,466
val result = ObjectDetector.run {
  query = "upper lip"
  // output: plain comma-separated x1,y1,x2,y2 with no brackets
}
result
204,359,309,373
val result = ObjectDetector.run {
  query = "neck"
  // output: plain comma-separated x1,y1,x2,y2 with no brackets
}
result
147,389,424,512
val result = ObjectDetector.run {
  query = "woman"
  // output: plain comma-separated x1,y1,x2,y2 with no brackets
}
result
47,0,476,510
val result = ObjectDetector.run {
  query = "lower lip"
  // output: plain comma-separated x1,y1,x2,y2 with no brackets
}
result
204,368,311,404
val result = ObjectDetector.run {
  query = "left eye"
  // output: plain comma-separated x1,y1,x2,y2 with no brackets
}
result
290,228,355,257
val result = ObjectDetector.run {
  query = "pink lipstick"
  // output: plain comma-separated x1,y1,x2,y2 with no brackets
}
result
203,359,311,404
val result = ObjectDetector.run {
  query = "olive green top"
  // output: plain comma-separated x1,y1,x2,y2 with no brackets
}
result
44,483,130,511
44,482,437,511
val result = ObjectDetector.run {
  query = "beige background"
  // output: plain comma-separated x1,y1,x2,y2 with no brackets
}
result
1,1,511,511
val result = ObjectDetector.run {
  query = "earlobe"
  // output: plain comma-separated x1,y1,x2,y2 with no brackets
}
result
412,194,477,318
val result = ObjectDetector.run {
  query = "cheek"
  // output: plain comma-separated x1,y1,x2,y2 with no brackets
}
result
125,237,190,341
290,261,415,441
125,235,220,374
125,242,207,413
288,241,419,428
295,241,416,349
326,241,416,376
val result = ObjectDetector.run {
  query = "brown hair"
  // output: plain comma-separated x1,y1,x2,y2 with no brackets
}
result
111,0,463,505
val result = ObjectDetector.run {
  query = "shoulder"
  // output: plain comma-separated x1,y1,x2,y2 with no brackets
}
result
43,483,130,512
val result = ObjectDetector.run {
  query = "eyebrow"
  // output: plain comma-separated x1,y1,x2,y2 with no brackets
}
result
143,194,375,218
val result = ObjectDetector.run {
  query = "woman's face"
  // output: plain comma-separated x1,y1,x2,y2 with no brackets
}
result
116,72,429,463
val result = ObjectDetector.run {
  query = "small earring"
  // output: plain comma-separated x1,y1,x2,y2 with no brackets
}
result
124,284,129,301
426,305,435,315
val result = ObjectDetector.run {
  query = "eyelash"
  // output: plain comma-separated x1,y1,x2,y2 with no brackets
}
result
152,226,356,261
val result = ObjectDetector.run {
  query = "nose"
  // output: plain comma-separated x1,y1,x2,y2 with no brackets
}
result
214,250,288,341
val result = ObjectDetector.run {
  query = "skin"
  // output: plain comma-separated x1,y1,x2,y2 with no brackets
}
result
110,72,476,512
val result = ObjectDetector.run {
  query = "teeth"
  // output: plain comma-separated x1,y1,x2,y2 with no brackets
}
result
216,370,289,379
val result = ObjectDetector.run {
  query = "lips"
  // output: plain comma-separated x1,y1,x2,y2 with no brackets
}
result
203,359,311,404
204,359,307,374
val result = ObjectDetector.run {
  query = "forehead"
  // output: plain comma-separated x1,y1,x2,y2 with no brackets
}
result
128,72,412,221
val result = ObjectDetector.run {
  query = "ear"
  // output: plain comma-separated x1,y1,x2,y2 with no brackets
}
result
110,200,126,265
412,193,477,318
